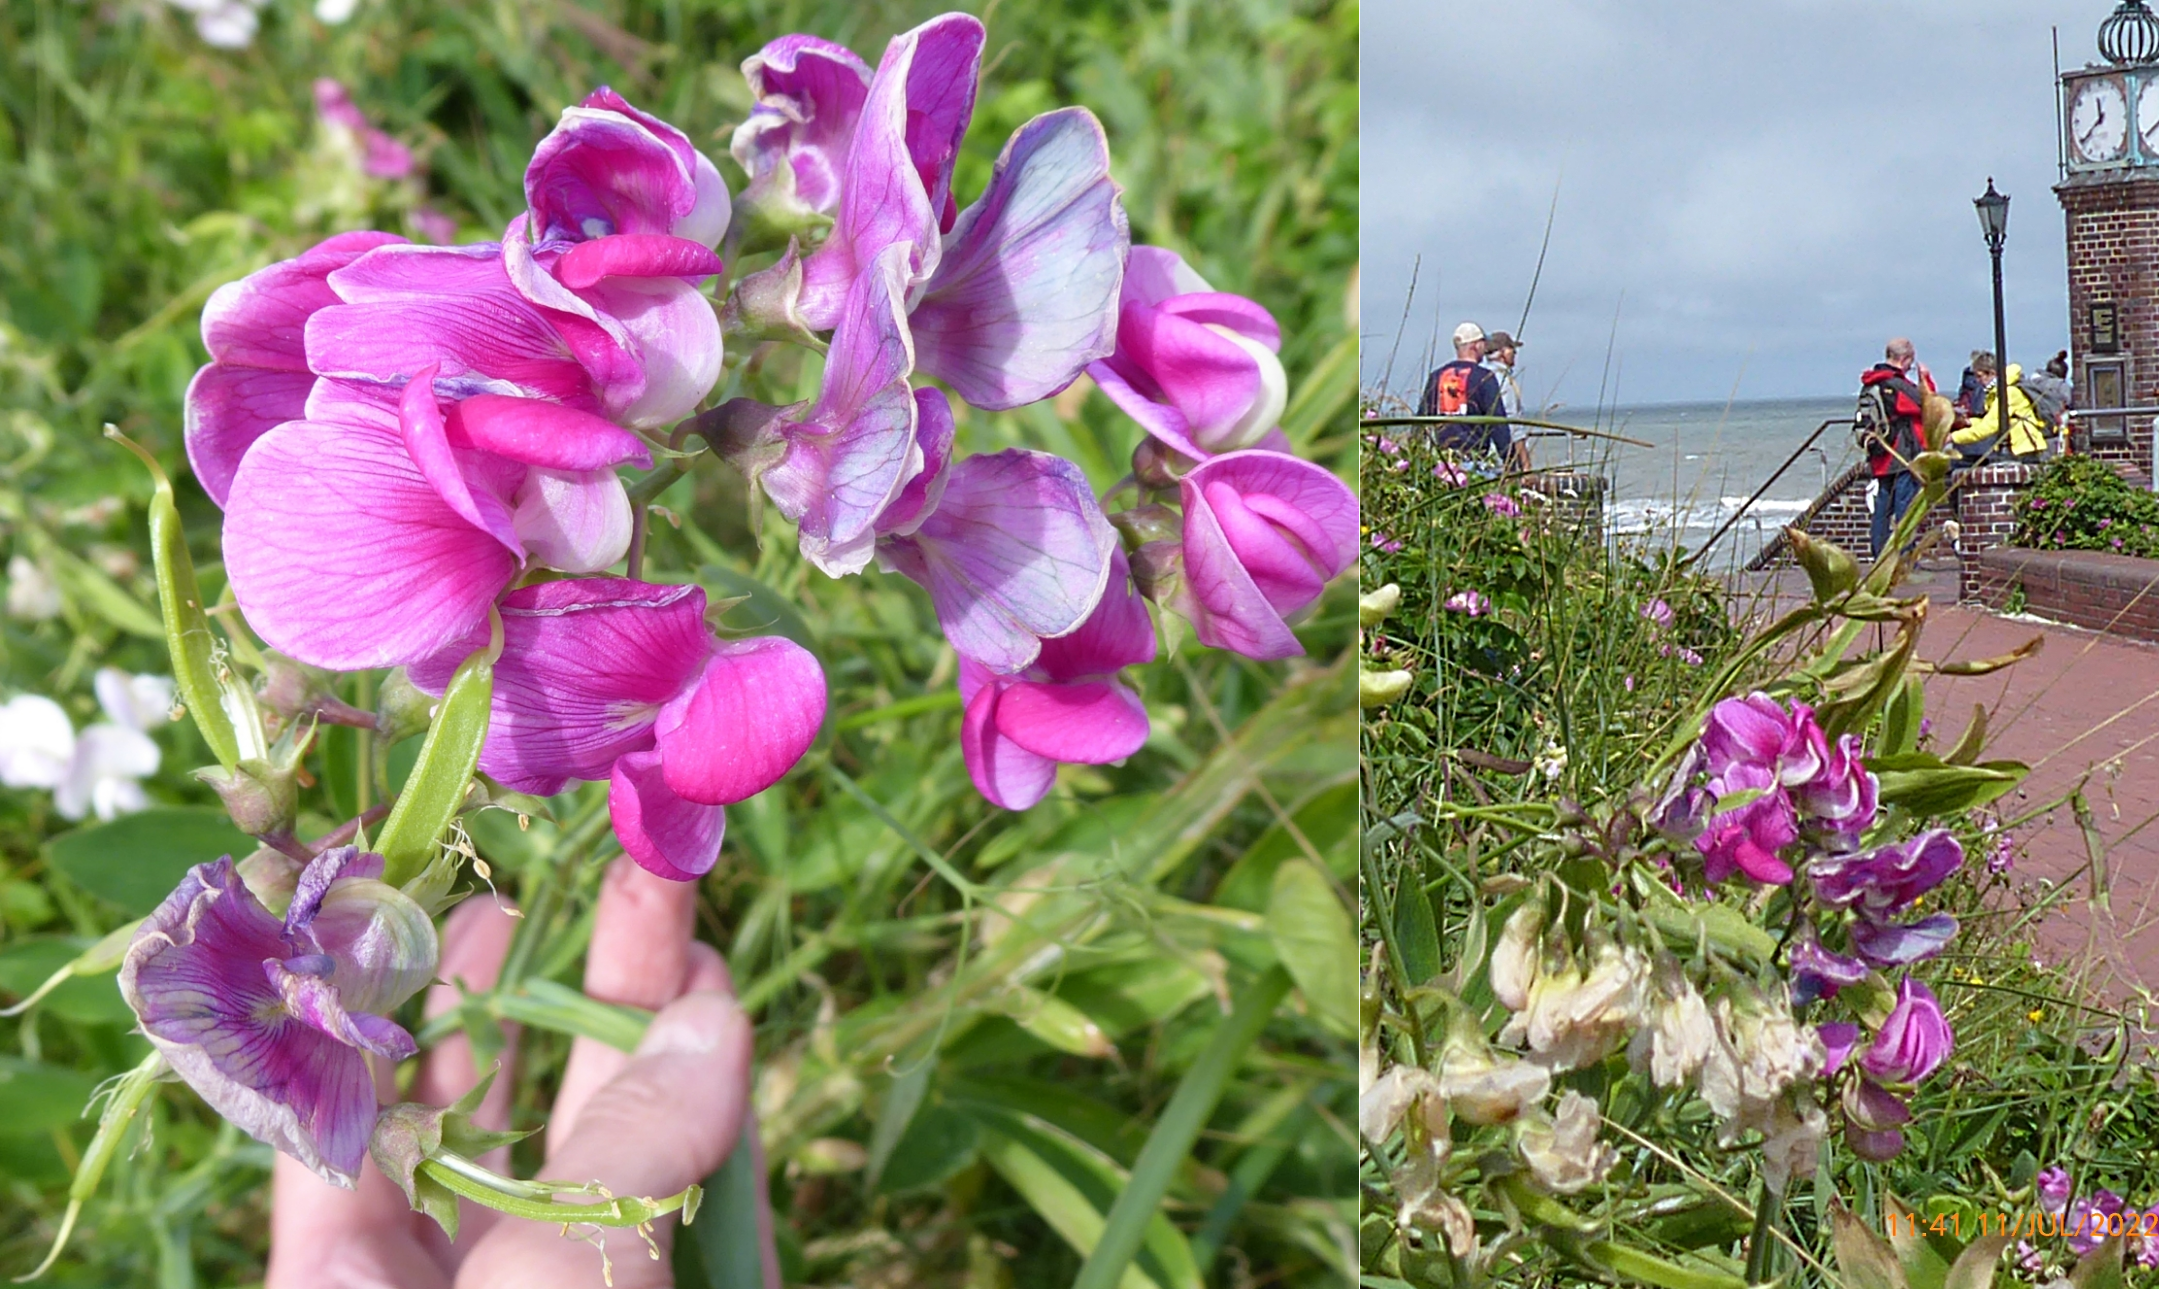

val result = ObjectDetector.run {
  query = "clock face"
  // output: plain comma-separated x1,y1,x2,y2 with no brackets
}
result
2139,77,2159,156
2073,77,2130,163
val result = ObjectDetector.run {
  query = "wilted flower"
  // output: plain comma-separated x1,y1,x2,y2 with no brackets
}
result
1859,976,1952,1085
1498,933,1647,1072
1489,902,1542,1012
1359,1064,1444,1146
1516,1091,1617,1194
119,849,437,1186
1437,1043,1550,1126
1761,1097,1828,1194
1443,590,1488,617
1699,987,1825,1136
1628,957,1717,1087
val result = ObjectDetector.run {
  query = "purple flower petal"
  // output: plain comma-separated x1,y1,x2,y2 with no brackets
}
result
398,369,524,555
1791,935,1870,1004
509,467,633,574
959,673,1059,810
1860,976,1953,1084
555,233,722,288
186,230,406,506
910,108,1127,410
878,449,1117,673
609,749,727,881
652,636,828,806
445,393,652,471
874,387,957,539
1850,912,1958,967
1177,450,1358,660
1033,545,1157,680
223,400,521,671
526,90,728,247
1817,1021,1859,1074
731,35,873,218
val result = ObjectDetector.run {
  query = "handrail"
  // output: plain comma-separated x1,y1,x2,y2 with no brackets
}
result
1684,418,1853,567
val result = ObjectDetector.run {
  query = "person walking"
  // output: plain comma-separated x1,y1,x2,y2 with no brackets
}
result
1417,322,1512,465
1858,338,1932,558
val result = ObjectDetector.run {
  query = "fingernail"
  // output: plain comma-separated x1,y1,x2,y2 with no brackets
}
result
637,992,733,1056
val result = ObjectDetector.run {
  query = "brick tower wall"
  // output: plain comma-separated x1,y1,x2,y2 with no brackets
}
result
2060,175,2159,480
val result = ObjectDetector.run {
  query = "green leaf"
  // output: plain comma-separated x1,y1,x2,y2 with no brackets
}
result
0,1058,101,1136
2069,1234,2126,1289
1582,1240,1749,1289
1267,859,1354,1036
680,1142,768,1288
1001,987,1115,1058
377,619,498,888
1882,1196,1951,1289
1830,1199,1911,1289
876,1101,982,1193
45,807,252,914
1391,880,1441,986
1944,703,1989,766
1880,675,1923,757
975,1109,1202,1289
1213,779,1356,910
0,938,134,1026
491,979,652,1052
864,1057,930,1193
1867,753,2028,816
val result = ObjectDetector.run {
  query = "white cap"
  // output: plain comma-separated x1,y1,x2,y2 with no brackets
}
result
1452,321,1485,346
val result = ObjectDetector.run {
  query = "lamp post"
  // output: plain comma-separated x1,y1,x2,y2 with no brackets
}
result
1975,178,2011,448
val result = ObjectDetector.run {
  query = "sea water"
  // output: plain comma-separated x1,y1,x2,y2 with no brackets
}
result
1522,396,1858,567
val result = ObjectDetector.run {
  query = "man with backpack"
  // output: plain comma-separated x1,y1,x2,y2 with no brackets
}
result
1856,337,1935,558
1418,322,1512,465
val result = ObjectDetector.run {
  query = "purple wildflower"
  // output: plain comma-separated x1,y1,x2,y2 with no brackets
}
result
1482,491,1520,518
1859,976,1953,1085
1443,590,1489,617
1641,598,1674,629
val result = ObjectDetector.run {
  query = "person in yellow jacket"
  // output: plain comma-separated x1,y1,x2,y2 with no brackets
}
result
1950,362,2050,460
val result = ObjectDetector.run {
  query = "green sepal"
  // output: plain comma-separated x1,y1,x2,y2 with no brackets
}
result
107,427,242,770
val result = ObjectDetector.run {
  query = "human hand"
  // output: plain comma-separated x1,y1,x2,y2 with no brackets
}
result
266,859,776,1289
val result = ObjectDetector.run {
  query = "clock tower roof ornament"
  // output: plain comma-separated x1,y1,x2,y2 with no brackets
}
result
2101,0,2159,66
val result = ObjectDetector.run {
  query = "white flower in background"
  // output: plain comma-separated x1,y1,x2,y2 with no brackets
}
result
314,0,358,21
1629,956,1718,1088
1759,1097,1828,1195
164,0,267,48
6,555,61,621
0,669,170,821
1532,739,1568,783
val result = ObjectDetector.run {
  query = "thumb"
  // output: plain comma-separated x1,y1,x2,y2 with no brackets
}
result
458,991,753,1288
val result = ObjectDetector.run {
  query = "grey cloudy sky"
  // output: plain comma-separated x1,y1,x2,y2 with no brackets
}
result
1361,1,2104,408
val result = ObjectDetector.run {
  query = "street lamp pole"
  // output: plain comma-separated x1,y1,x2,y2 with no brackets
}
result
1975,178,2012,449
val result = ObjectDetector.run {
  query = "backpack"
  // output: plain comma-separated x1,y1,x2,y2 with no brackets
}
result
1854,382,1898,460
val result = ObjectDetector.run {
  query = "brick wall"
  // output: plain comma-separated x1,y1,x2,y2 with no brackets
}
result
2059,174,2159,479
1954,464,2040,599
1966,546,2159,641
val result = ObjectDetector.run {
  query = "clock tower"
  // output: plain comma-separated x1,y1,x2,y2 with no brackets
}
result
2059,0,2159,477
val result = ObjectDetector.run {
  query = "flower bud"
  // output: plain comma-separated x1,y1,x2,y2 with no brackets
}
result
1128,539,1188,611
1108,503,1182,550
258,655,378,730
374,668,435,744
1785,527,1858,602
718,238,820,347
1131,436,1193,491
1359,583,1402,627
195,758,299,839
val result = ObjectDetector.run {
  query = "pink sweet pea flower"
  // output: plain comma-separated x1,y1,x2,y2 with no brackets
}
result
730,36,873,228
223,370,651,670
412,578,827,881
1482,492,1520,518
1174,451,1358,660
1699,692,1825,787
1087,245,1287,461
1859,976,1953,1085
183,230,406,506
1442,590,1487,616
1693,761,1799,885
313,78,414,179
959,547,1155,809
526,87,731,250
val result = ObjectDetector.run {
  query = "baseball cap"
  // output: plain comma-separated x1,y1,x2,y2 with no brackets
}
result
1452,322,1485,346
1484,330,1520,351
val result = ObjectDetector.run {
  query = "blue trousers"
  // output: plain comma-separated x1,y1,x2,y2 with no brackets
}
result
1870,471,1919,557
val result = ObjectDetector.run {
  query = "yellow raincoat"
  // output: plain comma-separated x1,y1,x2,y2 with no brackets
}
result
1950,363,2049,459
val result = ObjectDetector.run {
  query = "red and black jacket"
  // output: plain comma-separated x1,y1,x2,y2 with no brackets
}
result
1860,364,1927,477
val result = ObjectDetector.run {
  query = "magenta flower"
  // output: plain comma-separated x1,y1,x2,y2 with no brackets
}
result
1792,729,1877,850
1849,912,1958,968
1174,451,1357,660
2038,1166,2074,1214
1442,590,1488,616
730,36,873,229
959,547,1155,809
1370,531,1403,554
526,87,731,249
1841,1076,1912,1161
119,848,436,1187
1700,693,1825,787
1482,492,1520,518
413,578,827,881
1642,598,1674,628
183,229,406,505
1816,1021,1859,1073
1808,829,1963,918
1859,976,1952,1084
1433,461,1468,486
313,79,414,179
879,446,1118,674
224,370,652,670
2069,1191,2127,1256
1087,246,1288,461
1693,761,1799,885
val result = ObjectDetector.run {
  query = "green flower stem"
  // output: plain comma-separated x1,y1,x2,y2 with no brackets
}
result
1743,1182,1781,1284
15,1050,165,1283
377,610,502,888
416,1154,699,1228
1070,965,1291,1289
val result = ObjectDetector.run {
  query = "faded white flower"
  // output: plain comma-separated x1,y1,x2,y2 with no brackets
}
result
0,669,169,821
1628,956,1716,1088
1532,740,1568,783
1399,1185,1478,1258
6,555,61,621
1489,902,1542,1011
1699,989,1826,1138
1437,1046,1550,1125
1499,933,1647,1071
1516,1090,1617,1194
1361,1065,1443,1145
1760,1097,1828,1195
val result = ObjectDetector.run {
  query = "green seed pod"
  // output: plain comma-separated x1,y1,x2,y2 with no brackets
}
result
1785,527,1858,602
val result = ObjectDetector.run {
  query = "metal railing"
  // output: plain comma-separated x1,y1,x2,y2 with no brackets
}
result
1687,418,1855,566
